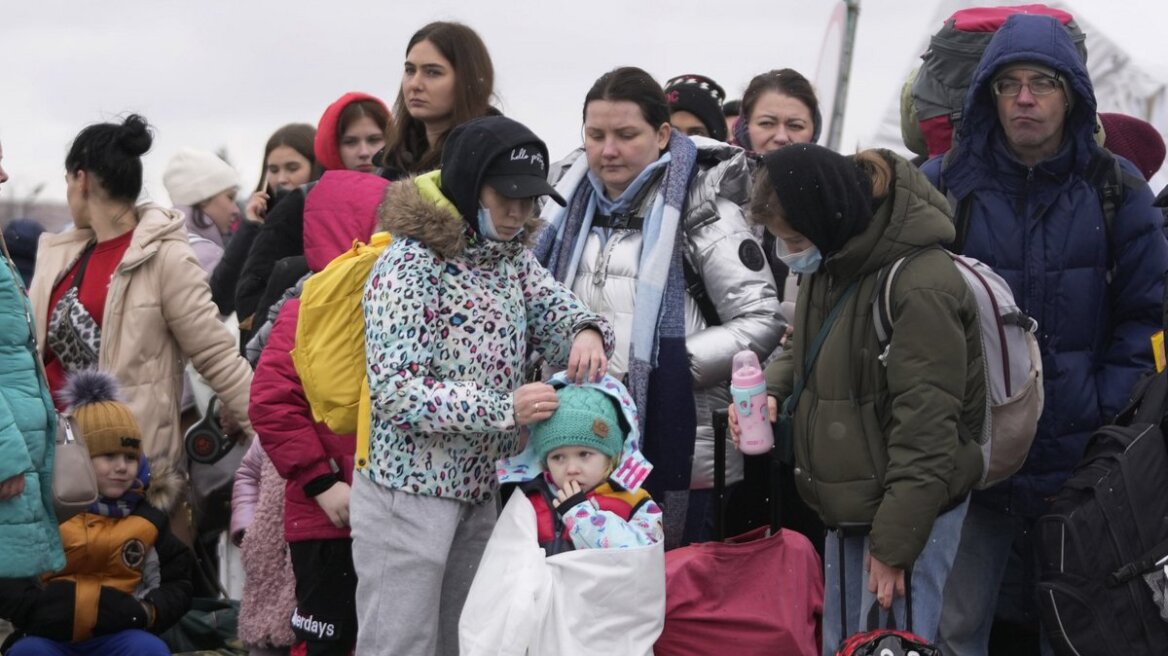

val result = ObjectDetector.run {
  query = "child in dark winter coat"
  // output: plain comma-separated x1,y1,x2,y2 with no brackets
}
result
522,384,664,555
0,370,194,656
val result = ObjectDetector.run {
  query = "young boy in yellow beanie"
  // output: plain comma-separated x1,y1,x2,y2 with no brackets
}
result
0,370,194,656
522,383,664,555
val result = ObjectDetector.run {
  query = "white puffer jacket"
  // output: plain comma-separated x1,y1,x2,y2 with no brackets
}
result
552,138,783,488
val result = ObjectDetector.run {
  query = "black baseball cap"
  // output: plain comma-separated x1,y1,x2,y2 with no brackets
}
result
441,116,566,222
483,144,566,205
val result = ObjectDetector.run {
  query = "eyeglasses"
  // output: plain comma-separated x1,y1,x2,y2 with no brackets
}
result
992,76,1063,97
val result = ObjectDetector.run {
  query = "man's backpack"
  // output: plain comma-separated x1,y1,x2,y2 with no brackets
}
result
909,4,1087,158
873,250,1043,489
1036,370,1168,654
291,232,391,435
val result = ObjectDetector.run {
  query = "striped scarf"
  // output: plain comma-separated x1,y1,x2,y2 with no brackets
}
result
534,132,699,493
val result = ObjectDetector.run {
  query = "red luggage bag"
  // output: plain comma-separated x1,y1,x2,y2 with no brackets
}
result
655,409,823,656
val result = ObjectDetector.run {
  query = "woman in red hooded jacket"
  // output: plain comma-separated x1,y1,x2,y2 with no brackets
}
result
246,155,390,654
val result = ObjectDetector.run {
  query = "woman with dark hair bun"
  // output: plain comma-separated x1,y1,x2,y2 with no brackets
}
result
534,66,783,545
28,114,254,470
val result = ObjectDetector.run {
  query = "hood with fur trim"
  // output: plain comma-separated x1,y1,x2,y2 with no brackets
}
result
376,171,541,260
497,373,653,493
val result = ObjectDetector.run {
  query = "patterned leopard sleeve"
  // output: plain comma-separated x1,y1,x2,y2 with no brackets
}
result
563,499,665,550
519,249,614,367
363,243,515,435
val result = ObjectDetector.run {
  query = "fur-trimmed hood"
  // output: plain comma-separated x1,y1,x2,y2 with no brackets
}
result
376,171,541,260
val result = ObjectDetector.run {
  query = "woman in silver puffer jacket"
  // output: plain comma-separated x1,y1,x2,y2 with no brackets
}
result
534,66,783,544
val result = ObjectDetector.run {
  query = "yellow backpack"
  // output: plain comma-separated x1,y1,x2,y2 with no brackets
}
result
292,232,391,441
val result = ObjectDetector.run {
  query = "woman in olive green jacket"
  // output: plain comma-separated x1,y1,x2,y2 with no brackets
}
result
732,144,984,653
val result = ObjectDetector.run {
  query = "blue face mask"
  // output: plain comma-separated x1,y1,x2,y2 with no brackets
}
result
779,246,822,274
476,207,512,242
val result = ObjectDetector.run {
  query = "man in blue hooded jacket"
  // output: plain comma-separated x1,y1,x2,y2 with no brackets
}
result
922,14,1168,655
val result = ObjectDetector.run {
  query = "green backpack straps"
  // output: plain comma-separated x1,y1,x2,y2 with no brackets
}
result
775,280,859,464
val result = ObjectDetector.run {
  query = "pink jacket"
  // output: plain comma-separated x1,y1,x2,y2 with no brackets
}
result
230,439,265,545
249,170,387,542
237,448,296,648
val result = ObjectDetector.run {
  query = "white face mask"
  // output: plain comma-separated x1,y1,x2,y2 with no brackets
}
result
476,206,512,242
778,244,822,274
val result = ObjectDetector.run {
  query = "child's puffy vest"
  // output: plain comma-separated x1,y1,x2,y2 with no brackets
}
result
291,232,391,444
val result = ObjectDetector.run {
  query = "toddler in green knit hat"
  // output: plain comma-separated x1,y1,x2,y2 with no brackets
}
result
523,385,663,555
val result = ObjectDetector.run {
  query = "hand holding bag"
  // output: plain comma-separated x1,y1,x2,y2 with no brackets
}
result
52,413,99,521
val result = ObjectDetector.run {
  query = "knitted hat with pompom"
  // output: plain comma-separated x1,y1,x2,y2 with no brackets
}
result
60,370,142,459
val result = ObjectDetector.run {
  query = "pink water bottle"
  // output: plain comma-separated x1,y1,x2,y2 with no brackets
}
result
731,350,773,455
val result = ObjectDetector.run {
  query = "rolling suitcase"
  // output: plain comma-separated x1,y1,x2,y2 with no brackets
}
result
655,408,823,656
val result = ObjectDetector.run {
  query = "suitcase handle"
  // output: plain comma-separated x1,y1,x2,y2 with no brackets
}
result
712,407,786,541
712,408,728,541
836,524,915,637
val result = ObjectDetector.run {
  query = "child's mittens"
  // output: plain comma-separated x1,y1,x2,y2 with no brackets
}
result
22,581,76,641
94,587,149,634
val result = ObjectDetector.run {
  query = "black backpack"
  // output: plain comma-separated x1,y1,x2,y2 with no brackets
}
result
1036,370,1168,654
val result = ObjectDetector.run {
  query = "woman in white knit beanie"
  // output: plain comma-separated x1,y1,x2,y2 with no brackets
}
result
163,149,241,277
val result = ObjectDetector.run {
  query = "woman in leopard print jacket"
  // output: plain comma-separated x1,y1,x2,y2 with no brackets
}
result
352,116,613,655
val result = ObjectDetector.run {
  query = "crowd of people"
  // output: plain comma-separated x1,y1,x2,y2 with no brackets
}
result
1,10,1167,656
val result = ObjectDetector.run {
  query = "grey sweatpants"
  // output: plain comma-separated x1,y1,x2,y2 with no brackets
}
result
350,473,496,656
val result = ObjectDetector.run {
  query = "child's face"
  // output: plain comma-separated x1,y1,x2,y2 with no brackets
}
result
545,446,611,491
92,453,139,499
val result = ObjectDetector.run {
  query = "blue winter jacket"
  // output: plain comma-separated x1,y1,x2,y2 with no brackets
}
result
0,236,66,576
923,14,1168,518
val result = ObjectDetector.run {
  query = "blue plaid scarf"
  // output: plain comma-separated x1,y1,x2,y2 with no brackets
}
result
534,132,699,494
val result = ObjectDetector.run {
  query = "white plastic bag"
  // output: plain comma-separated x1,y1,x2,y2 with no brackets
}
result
460,492,665,656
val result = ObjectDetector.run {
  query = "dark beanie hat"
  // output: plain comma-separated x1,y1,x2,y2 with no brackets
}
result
1099,112,1166,181
439,116,566,225
664,75,728,142
2,219,44,287
761,143,873,256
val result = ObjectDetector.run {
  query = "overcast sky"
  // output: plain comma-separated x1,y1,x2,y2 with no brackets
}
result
2,0,1164,207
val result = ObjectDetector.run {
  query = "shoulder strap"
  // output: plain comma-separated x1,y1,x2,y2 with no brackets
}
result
683,255,721,327
872,250,933,367
873,257,910,363
1085,151,1119,282
936,148,972,254
1086,149,1139,284
783,280,860,417
69,244,97,290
